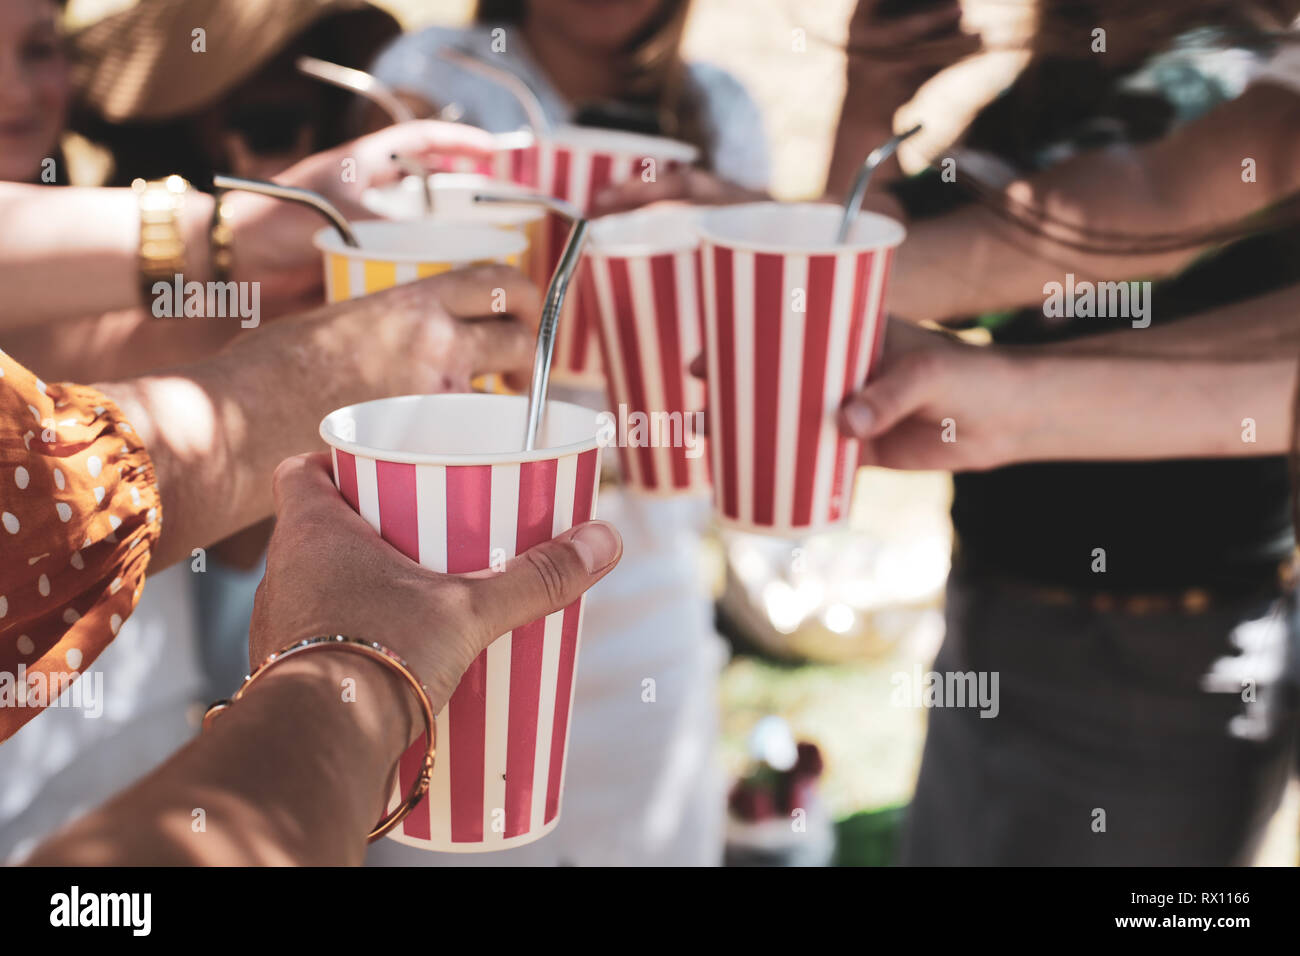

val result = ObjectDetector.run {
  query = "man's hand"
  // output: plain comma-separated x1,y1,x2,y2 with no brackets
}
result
317,263,543,396
837,319,1027,471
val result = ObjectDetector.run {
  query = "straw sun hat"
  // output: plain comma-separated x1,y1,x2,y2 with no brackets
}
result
72,0,401,123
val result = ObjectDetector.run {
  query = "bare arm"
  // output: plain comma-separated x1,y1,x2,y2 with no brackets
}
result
0,121,496,328
1042,283,1300,359
840,318,1297,471
2,308,243,383
827,0,977,198
0,184,181,326
24,452,622,866
24,653,414,866
97,267,537,570
887,84,1300,323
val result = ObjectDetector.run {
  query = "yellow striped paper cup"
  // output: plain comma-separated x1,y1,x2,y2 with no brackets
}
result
360,174,545,281
314,220,527,303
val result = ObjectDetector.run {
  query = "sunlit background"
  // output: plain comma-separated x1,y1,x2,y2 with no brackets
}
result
65,0,1299,864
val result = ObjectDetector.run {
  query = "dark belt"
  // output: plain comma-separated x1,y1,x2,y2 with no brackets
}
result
952,550,1297,617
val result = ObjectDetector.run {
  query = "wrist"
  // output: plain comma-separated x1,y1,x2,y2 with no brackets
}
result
992,346,1057,464
249,643,420,756
181,189,215,284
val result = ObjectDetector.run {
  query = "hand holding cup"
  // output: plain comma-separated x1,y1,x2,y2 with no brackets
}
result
251,452,622,726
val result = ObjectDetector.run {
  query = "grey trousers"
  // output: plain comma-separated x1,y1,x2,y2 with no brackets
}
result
901,565,1299,866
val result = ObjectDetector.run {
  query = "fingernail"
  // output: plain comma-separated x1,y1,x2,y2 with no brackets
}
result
843,400,875,436
570,521,619,573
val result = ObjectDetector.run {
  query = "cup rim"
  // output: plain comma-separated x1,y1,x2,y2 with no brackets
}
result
536,124,699,163
586,206,702,258
319,394,602,466
312,220,527,262
359,187,546,226
361,181,546,226
696,201,906,256
493,129,536,151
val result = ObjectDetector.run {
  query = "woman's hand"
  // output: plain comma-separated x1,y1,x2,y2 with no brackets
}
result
827,0,978,196
843,0,979,117
250,452,623,717
837,319,1030,471
223,120,499,308
279,119,498,216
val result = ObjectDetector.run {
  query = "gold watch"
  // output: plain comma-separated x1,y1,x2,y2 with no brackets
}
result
133,175,190,309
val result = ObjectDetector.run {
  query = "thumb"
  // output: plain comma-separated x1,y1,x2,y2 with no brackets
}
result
464,520,622,641
838,354,933,440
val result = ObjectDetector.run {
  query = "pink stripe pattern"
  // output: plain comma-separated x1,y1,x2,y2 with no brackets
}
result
699,241,896,535
584,245,709,495
494,137,690,385
330,444,601,851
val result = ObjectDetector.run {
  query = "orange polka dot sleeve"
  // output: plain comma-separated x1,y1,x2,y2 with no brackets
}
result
0,348,162,743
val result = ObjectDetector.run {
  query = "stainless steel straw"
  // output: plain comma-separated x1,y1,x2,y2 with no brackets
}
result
520,208,587,451
474,191,579,221
390,153,435,213
212,174,360,247
295,56,416,125
438,47,552,136
836,123,923,244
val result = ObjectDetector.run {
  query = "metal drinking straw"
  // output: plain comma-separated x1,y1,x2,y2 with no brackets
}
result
522,214,588,451
390,153,435,213
211,175,360,248
438,47,552,136
468,193,585,448
295,56,416,125
836,123,923,244
473,191,579,221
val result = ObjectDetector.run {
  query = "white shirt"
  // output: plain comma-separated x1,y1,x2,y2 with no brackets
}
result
370,23,771,190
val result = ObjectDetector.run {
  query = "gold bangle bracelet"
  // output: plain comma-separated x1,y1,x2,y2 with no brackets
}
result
202,635,437,843
209,191,234,283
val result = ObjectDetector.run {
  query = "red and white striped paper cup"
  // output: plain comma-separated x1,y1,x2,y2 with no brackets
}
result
583,207,709,495
320,394,603,851
494,126,699,387
697,203,905,536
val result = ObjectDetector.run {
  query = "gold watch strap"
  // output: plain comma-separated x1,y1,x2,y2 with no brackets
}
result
209,190,234,283
134,175,190,309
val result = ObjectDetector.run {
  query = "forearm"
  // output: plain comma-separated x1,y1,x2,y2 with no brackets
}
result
889,85,1300,323
1013,350,1297,460
25,654,413,866
890,203,1163,322
0,184,216,328
3,309,241,383
97,299,402,569
1040,284,1300,359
